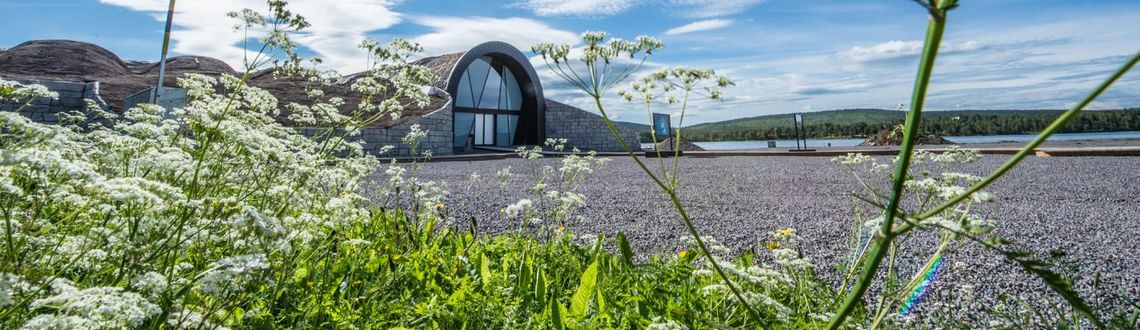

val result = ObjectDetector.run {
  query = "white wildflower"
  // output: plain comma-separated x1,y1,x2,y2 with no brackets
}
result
503,199,533,219
29,280,160,328
131,272,169,297
647,316,688,330
196,254,270,295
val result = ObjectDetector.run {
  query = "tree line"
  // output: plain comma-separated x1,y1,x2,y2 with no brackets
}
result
668,109,1140,142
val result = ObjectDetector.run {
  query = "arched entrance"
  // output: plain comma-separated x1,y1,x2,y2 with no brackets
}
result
448,42,545,151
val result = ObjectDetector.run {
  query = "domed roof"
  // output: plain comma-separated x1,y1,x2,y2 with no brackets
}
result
0,39,450,128
411,52,465,89
0,40,131,80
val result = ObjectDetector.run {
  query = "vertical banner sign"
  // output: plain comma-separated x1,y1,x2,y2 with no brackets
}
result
653,113,672,138
794,113,805,150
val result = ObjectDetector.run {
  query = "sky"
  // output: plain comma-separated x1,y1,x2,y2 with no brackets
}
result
1,0,1138,125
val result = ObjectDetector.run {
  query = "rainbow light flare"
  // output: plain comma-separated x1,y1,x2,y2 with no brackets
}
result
897,254,945,317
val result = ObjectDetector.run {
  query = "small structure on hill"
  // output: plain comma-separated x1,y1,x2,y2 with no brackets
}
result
859,125,954,146
651,137,705,152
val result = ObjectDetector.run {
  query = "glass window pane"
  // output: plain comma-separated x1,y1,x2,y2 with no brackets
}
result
496,115,518,146
467,57,492,107
502,67,522,111
474,114,485,145
454,112,474,147
508,115,517,143
479,66,503,109
484,114,494,145
456,68,474,108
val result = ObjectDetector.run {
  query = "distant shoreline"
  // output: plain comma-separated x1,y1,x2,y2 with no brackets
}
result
697,137,1140,152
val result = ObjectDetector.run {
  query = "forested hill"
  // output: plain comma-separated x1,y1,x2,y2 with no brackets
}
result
617,108,1140,142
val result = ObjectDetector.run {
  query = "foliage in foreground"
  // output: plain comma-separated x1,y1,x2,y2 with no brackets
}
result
4,0,1140,328
0,76,844,329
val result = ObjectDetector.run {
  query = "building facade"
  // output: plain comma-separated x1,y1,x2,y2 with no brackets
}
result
1,40,641,157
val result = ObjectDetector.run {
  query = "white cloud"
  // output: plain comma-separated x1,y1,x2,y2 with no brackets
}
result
411,16,578,57
99,0,402,73
514,0,763,18
665,19,734,35
836,40,984,64
513,0,635,17
669,0,765,18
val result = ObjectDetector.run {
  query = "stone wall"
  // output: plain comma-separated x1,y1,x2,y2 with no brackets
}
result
297,105,455,158
0,78,110,124
544,100,641,152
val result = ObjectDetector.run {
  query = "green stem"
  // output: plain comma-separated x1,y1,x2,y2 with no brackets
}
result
591,95,765,324
827,10,948,329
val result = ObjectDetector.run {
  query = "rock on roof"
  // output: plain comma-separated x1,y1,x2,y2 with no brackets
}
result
0,40,449,128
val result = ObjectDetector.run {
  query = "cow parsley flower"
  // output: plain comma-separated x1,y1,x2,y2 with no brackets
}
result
647,316,688,330
131,272,169,298
196,254,271,295
29,280,160,328
503,199,533,219
1,273,30,308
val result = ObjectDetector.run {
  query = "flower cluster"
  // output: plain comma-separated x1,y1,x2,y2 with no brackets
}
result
502,139,609,235
0,18,434,324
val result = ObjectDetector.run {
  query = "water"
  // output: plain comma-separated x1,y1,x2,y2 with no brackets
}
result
641,131,1140,151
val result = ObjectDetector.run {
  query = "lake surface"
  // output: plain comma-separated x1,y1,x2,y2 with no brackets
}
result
641,131,1140,151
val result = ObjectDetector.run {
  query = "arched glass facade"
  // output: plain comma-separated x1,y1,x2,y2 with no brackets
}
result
453,56,523,148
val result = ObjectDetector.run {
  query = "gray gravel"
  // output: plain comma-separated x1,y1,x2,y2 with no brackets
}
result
367,155,1140,324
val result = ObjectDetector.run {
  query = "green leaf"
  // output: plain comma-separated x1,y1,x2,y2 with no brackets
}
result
292,267,309,284
421,214,436,248
480,253,492,291
616,232,635,267
596,288,606,314
1003,249,1105,328
549,296,566,330
570,259,599,319
535,269,547,301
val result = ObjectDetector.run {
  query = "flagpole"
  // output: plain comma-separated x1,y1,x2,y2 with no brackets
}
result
152,0,176,104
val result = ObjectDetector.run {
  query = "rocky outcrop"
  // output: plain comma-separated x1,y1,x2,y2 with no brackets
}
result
859,126,954,146
651,137,706,151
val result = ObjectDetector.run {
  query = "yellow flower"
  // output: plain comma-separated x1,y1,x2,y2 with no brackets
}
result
558,226,566,232
392,254,401,261
434,203,444,210
777,228,796,236
767,241,781,250
678,250,688,259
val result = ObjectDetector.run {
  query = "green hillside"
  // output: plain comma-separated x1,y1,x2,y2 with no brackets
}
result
617,108,1140,142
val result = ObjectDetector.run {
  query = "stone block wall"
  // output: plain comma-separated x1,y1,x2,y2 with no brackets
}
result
297,105,454,158
544,100,641,152
0,78,110,124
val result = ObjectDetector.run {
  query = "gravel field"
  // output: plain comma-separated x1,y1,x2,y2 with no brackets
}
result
366,155,1140,324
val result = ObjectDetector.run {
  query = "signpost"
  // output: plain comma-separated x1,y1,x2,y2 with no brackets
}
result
649,113,680,157
652,113,672,138
791,113,815,152
126,0,187,115
153,0,176,104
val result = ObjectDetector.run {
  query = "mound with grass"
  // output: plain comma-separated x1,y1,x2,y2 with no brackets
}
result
859,126,955,146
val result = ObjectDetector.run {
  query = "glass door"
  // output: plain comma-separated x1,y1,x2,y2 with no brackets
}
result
473,114,495,146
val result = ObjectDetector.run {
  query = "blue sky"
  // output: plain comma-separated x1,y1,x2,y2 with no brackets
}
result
2,0,1138,125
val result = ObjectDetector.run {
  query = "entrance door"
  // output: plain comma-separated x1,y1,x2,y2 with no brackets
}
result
473,114,495,146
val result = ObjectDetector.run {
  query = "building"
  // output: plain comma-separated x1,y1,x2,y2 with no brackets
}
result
0,40,640,157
